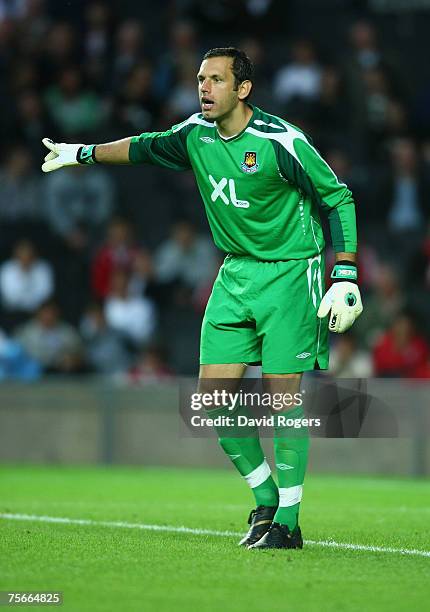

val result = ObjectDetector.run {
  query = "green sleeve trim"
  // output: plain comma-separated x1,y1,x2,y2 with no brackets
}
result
327,206,357,253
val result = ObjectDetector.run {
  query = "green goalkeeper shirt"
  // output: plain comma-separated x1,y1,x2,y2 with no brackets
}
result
129,105,357,261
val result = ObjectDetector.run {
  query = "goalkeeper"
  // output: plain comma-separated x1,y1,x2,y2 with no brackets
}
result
42,47,362,550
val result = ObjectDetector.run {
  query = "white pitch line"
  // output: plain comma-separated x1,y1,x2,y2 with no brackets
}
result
1,513,429,559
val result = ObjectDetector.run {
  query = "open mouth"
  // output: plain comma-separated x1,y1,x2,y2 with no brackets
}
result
201,97,215,111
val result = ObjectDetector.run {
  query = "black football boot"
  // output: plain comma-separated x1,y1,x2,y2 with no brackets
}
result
238,505,277,547
248,522,303,550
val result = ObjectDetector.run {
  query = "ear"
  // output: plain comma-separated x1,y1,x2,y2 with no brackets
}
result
238,80,253,101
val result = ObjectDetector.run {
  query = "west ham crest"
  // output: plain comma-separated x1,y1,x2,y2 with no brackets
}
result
241,151,259,173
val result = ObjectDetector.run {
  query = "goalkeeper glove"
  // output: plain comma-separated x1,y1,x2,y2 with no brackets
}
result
41,138,97,173
317,261,363,333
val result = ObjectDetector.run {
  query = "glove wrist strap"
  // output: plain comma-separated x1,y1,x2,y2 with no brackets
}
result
77,145,97,165
331,260,358,283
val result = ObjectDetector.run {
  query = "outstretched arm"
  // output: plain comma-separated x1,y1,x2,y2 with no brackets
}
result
42,120,194,173
41,137,133,172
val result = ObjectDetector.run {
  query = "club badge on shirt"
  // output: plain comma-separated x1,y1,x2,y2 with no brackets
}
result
241,151,259,173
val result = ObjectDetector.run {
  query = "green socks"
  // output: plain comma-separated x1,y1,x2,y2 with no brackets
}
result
207,403,309,525
273,405,310,530
209,404,279,508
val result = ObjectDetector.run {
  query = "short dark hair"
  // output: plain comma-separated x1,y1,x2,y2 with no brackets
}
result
202,47,254,99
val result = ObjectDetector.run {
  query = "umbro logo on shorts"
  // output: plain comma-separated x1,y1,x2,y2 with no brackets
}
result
296,352,311,359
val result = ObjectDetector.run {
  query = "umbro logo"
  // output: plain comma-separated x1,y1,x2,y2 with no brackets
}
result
200,136,215,143
276,463,295,470
296,352,311,359
227,454,241,460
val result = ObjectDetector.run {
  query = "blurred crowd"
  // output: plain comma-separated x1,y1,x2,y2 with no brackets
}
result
0,0,430,380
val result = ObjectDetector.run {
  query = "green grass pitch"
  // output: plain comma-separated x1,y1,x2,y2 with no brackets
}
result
0,466,429,611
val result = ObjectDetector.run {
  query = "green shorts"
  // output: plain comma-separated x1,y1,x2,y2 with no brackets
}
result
200,254,329,374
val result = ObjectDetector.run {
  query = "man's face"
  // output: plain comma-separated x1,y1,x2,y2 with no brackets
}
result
38,305,59,329
197,56,241,121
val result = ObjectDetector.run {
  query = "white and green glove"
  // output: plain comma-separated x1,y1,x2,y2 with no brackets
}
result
317,261,363,333
41,138,97,173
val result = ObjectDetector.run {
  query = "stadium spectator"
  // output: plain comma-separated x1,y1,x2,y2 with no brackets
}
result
324,149,370,223
192,252,225,314
179,0,286,39
7,57,40,100
273,39,322,112
0,0,27,20
313,67,350,148
0,147,41,223
352,263,405,351
374,138,429,270
126,344,173,384
44,66,107,137
113,63,158,133
18,0,50,33
83,1,111,62
238,37,274,110
15,300,84,373
80,302,131,374
91,218,148,300
409,222,430,290
154,220,219,292
361,68,408,157
42,161,114,323
39,22,78,88
167,64,200,122
153,20,199,102
112,20,146,90
329,333,373,378
170,19,198,67
129,250,155,298
44,164,114,251
12,1,50,70
15,91,55,160
346,20,384,74
0,240,53,328
82,0,112,90
0,147,51,261
0,328,41,381
104,270,156,347
386,139,426,234
373,312,430,378
344,20,406,157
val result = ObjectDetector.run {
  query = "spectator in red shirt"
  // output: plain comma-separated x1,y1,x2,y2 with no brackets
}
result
373,312,430,377
91,217,150,299
127,344,173,384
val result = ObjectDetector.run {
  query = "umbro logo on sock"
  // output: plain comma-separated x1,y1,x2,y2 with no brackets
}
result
276,463,295,470
228,454,241,460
